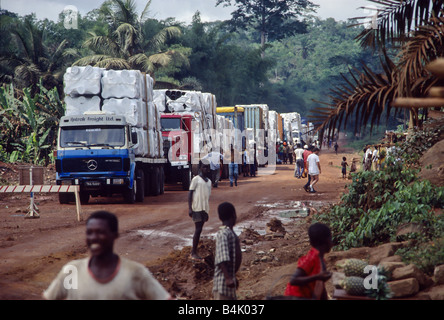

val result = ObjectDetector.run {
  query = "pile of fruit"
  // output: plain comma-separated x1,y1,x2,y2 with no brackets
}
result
340,259,392,300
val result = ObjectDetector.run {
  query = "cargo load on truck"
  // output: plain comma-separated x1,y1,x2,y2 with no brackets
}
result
155,89,218,190
281,112,302,146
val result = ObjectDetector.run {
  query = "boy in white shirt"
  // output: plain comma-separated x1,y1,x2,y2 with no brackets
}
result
188,161,212,261
306,148,321,193
43,211,171,300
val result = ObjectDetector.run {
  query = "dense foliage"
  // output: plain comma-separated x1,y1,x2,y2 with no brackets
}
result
315,121,444,274
0,81,64,165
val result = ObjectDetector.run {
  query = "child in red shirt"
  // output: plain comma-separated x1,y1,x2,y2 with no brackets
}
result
284,223,333,299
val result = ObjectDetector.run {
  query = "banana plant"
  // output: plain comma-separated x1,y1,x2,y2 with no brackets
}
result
0,81,63,165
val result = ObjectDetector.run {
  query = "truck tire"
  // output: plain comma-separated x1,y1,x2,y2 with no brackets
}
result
147,169,152,197
151,167,161,196
159,167,165,195
124,182,136,204
181,168,192,191
135,169,145,202
79,191,89,205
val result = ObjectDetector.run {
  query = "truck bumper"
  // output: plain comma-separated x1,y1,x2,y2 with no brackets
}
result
56,176,130,195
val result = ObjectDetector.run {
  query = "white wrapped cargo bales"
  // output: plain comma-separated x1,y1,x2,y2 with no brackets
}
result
63,66,162,158
268,110,278,130
64,96,101,116
102,98,146,128
64,66,103,96
146,74,154,102
166,91,202,113
101,69,146,100
153,89,167,112
99,70,161,158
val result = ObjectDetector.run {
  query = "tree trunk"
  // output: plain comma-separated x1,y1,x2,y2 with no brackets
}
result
261,30,266,59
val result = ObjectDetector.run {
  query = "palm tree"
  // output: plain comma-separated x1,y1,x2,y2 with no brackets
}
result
0,14,78,93
311,0,444,140
74,0,189,75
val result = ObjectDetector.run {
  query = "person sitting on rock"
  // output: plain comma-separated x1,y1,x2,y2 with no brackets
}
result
284,223,333,300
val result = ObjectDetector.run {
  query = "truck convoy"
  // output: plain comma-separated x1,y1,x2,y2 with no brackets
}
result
55,67,316,202
56,66,166,204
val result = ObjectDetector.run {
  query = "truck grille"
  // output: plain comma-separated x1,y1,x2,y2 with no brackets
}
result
61,158,123,172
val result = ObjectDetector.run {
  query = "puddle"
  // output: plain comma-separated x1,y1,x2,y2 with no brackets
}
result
134,229,192,251
233,200,329,238
132,200,331,251
278,208,309,218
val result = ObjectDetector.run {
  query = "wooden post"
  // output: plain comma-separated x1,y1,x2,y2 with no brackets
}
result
74,186,82,222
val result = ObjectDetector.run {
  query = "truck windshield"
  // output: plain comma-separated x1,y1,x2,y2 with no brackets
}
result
161,118,181,131
60,126,125,148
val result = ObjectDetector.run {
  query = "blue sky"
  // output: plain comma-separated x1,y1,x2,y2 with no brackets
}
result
2,0,373,23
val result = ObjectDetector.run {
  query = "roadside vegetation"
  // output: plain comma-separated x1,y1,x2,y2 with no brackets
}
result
316,122,444,275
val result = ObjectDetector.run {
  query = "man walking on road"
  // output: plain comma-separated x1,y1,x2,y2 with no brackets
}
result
304,147,321,193
294,144,304,178
203,148,223,188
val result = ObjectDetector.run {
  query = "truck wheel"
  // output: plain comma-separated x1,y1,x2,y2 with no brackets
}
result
135,169,145,202
124,182,136,204
144,169,152,197
79,192,89,205
182,168,192,191
159,167,165,195
151,167,160,196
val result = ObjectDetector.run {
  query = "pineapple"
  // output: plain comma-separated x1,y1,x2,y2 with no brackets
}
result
341,276,366,296
343,259,368,278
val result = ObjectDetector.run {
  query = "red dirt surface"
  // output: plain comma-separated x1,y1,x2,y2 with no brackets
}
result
0,137,358,300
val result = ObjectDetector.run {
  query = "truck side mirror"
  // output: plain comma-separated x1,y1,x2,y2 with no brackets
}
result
131,131,138,144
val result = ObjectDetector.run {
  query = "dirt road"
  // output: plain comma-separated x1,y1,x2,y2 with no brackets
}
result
0,142,358,299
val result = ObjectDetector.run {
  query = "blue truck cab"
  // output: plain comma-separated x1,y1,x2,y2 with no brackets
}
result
56,113,140,204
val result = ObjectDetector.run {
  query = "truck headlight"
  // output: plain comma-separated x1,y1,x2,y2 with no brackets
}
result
113,179,124,185
178,154,187,161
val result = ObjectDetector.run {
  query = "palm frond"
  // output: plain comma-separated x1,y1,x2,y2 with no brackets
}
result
310,51,399,140
73,54,131,70
114,22,139,54
83,34,122,57
128,53,154,73
93,57,131,70
146,26,182,51
354,0,444,48
148,52,172,68
140,0,153,23
397,15,444,96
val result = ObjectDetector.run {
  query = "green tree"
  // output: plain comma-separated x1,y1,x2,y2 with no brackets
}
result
179,12,273,105
74,0,188,75
0,81,64,165
216,0,317,56
0,14,76,93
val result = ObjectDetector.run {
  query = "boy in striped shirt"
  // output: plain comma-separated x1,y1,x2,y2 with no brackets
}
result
213,202,242,300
